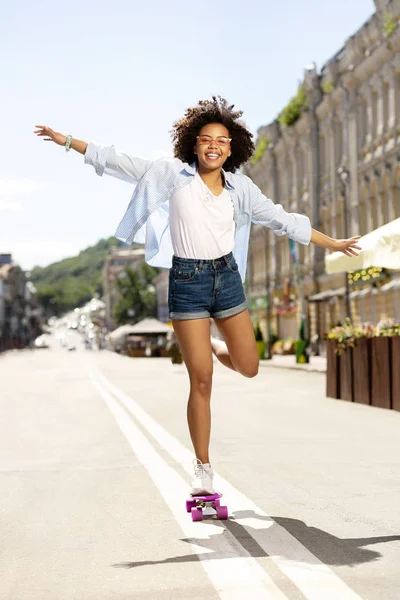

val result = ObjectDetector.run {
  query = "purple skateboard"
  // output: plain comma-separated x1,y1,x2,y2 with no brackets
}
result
186,493,228,521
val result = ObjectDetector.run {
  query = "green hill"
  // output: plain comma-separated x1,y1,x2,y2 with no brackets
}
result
30,237,120,315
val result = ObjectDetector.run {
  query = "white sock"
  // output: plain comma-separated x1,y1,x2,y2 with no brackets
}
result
210,337,227,352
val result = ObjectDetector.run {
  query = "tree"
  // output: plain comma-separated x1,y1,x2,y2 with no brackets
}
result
113,262,160,325
31,236,120,315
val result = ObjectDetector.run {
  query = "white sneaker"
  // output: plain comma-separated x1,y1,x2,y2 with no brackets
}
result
210,337,227,355
190,459,215,496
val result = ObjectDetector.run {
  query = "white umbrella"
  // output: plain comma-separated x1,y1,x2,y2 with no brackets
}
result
325,218,400,274
108,324,137,342
126,318,172,334
109,318,171,341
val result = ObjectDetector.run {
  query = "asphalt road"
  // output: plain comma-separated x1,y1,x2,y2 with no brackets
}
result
1,332,400,600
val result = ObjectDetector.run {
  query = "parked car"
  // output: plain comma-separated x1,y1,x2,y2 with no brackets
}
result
34,335,50,349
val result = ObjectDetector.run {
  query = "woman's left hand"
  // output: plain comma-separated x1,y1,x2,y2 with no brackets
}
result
331,236,362,257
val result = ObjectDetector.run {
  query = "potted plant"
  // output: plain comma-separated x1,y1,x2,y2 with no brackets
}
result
254,323,266,360
169,342,183,364
167,334,183,364
296,315,309,364
272,339,284,355
351,323,375,405
327,319,355,401
327,317,400,411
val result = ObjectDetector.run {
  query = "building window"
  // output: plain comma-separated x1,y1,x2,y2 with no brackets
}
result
298,149,304,187
359,196,367,235
322,215,330,239
370,196,377,230
396,75,400,122
383,82,389,134
358,100,368,148
287,158,293,195
372,91,378,140
278,167,286,204
319,135,327,174
335,121,343,165
336,202,343,239
395,184,400,220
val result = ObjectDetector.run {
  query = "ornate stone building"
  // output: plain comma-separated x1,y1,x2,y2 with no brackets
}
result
103,246,145,330
244,0,400,351
0,253,41,350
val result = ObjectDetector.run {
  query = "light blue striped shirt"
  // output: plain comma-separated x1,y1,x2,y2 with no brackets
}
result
84,142,311,281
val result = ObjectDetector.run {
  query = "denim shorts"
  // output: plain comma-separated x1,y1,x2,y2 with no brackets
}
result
168,252,248,320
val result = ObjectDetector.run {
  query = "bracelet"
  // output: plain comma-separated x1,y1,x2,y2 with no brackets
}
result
65,135,72,152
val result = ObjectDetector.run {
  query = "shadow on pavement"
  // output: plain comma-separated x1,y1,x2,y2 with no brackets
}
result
113,510,400,569
234,511,400,567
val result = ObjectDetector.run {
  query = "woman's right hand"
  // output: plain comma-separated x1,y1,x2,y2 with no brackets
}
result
34,125,66,146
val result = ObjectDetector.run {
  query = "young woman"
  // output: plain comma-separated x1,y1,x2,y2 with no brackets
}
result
34,97,361,496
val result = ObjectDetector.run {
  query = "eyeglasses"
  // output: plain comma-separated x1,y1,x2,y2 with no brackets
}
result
196,135,232,146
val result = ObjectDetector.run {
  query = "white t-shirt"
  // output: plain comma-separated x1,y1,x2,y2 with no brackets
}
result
169,172,235,260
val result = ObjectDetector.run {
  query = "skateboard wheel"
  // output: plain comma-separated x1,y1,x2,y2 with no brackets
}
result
216,505,228,520
214,499,220,508
186,500,196,513
191,507,203,522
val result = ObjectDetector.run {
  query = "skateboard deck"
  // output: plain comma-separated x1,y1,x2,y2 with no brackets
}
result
186,493,228,521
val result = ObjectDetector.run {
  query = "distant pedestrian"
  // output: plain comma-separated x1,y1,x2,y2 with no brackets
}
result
34,97,361,495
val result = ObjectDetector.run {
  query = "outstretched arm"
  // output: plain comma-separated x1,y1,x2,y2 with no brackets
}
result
311,228,361,257
34,126,152,183
249,178,361,257
34,126,87,154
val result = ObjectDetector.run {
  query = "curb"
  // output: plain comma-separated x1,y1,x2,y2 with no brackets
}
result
258,360,326,374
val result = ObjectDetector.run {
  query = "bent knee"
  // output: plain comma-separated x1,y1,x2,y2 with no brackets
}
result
239,362,259,378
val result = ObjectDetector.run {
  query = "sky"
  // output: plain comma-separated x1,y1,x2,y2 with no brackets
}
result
1,0,376,271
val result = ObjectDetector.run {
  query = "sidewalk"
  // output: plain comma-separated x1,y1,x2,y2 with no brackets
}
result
258,354,327,373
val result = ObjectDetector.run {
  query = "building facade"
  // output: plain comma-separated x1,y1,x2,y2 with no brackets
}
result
103,246,146,330
153,271,169,322
244,0,400,351
0,253,41,350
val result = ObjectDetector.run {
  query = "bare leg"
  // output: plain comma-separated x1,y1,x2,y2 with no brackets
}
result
172,318,213,464
210,336,235,371
213,309,259,378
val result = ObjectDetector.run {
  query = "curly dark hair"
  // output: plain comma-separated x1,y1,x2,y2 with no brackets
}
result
170,96,255,173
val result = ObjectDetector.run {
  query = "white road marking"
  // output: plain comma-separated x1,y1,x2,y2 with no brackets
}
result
92,368,363,600
91,371,289,600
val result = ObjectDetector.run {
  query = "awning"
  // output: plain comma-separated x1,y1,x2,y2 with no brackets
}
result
349,287,371,299
325,218,400,274
308,287,345,302
308,290,335,302
125,318,172,335
380,278,400,293
109,318,172,341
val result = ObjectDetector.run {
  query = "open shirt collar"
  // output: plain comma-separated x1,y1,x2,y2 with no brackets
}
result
183,162,235,190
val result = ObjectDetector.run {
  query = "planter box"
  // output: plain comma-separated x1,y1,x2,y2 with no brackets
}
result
339,349,353,402
127,349,146,358
256,340,266,360
352,339,371,405
391,337,400,412
326,340,340,399
371,337,391,410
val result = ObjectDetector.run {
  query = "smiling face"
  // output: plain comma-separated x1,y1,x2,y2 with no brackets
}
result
194,123,232,173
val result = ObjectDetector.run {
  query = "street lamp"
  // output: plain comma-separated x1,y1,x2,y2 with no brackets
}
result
336,166,352,320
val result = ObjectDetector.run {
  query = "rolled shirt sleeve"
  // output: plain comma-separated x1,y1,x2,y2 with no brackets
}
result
249,178,311,245
84,142,153,184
